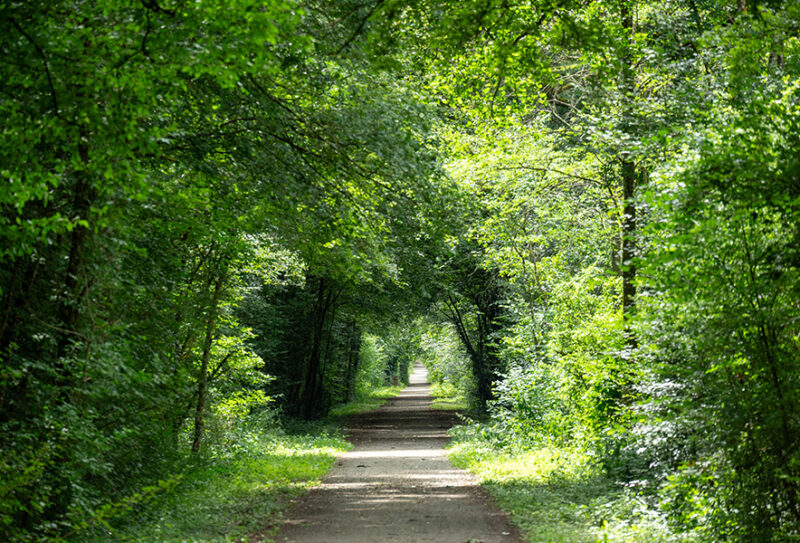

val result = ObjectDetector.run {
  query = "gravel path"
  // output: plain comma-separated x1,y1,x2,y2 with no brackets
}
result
274,364,524,543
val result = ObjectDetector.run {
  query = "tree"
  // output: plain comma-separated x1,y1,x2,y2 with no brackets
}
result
440,241,506,411
0,0,450,537
639,74,800,542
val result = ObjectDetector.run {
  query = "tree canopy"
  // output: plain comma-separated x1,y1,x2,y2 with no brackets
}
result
2,1,799,541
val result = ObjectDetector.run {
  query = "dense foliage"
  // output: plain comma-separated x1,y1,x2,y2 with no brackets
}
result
0,1,448,540
389,0,800,541
1,0,798,541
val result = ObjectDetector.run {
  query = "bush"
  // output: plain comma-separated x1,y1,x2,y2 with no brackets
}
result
487,362,572,448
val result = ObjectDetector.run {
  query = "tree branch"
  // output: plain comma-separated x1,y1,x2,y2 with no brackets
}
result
445,295,476,358
140,0,176,17
9,16,69,124
335,0,385,54
499,164,602,186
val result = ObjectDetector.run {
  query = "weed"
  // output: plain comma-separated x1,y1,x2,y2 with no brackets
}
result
74,426,348,543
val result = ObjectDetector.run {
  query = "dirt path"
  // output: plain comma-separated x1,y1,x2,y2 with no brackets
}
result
274,364,524,543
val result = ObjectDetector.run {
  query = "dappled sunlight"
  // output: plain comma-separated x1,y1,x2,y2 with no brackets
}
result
403,470,466,482
468,448,594,486
448,433,678,543
282,482,487,524
277,364,522,542
324,470,472,487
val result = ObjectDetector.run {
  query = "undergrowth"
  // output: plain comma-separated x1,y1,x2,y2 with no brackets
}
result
447,424,696,543
429,381,468,411
72,387,407,543
73,420,347,543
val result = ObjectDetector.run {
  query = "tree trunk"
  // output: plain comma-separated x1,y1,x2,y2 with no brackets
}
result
619,0,638,350
344,321,361,402
55,133,94,365
302,277,333,419
192,273,224,453
445,293,500,413
621,158,636,320
45,128,95,522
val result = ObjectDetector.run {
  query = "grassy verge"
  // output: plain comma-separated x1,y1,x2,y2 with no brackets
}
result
429,381,468,411
75,424,348,543
327,386,404,418
447,425,691,543
74,388,407,543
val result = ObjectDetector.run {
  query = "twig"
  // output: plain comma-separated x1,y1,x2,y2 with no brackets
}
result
9,17,70,124
335,0,385,54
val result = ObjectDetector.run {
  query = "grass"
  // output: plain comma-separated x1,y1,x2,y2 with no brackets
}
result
75,426,348,543
429,381,469,411
73,387,407,543
446,425,692,543
68,379,683,543
327,385,404,418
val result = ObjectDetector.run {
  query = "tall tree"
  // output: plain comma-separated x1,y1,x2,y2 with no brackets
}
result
0,0,450,538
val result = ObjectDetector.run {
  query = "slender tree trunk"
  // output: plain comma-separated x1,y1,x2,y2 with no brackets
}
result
56,133,93,364
0,260,22,353
344,321,360,402
445,293,500,413
319,288,340,384
476,307,502,409
619,0,638,350
192,273,224,453
621,159,636,320
302,277,333,419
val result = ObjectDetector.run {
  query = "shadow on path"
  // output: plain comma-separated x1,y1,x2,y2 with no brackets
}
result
274,364,524,543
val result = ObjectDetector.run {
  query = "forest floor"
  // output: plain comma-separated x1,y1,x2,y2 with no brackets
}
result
266,364,524,543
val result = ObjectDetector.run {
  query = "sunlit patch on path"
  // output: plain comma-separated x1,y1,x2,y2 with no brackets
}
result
274,364,523,543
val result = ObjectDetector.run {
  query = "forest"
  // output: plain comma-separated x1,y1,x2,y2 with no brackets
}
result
1,1,799,541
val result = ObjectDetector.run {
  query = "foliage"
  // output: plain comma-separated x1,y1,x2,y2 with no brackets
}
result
2,0,800,540
352,333,389,391
74,419,348,543
418,320,472,393
636,77,800,542
487,362,572,448
369,1,800,541
447,423,689,543
0,0,449,538
437,114,633,443
429,382,469,412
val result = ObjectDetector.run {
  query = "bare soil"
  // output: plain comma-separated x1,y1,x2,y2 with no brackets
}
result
273,364,524,543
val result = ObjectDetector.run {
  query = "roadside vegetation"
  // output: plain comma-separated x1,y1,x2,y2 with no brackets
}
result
428,382,468,412
447,425,690,543
73,377,406,543
3,1,798,542
328,386,405,418
77,425,348,543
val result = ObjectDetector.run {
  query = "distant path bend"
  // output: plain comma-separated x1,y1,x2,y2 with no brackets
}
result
275,364,524,543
